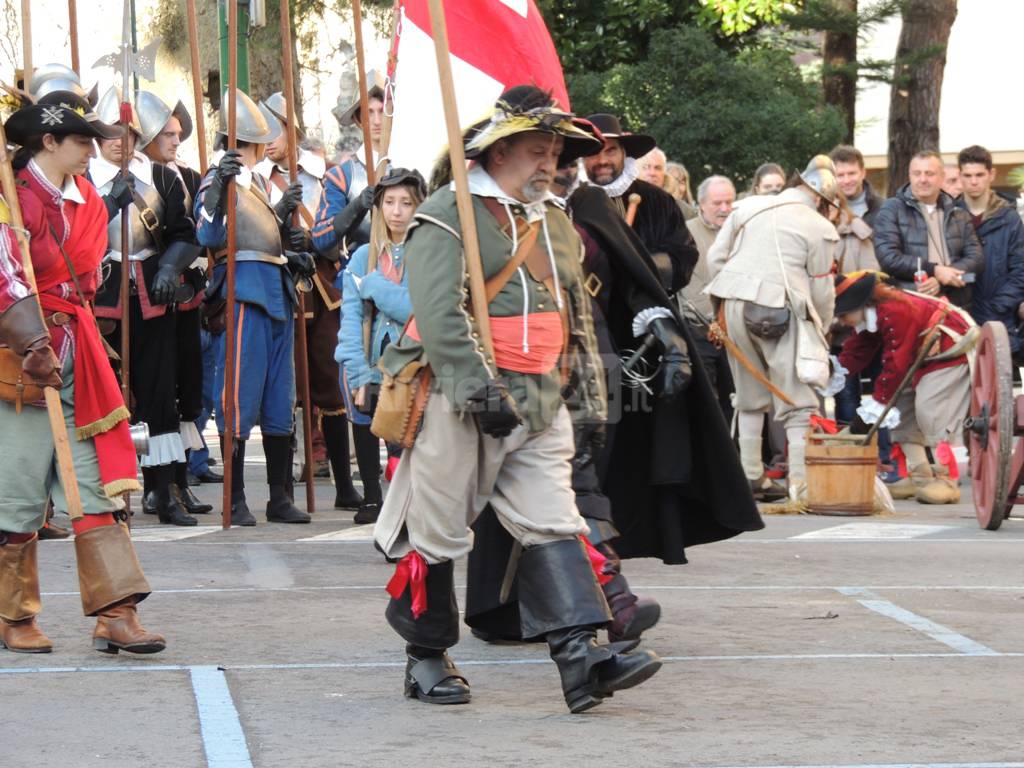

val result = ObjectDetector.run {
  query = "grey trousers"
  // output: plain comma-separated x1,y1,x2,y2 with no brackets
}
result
892,363,971,447
0,358,123,533
374,394,588,564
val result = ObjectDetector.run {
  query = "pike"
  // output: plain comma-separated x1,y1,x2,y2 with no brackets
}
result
68,0,80,74
0,121,86,522
220,0,240,529
278,0,316,514
185,0,208,174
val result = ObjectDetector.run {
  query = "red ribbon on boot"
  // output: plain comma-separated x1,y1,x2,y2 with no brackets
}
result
581,537,615,586
386,551,429,619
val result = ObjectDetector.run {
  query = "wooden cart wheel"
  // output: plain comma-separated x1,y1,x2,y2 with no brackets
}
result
967,322,1015,530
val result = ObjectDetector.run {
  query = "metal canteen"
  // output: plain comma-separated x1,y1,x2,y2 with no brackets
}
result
129,422,150,456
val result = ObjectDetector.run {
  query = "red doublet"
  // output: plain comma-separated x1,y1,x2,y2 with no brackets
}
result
838,292,971,405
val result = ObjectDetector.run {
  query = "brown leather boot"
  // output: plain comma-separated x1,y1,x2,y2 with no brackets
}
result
93,599,166,654
0,534,53,653
74,521,165,654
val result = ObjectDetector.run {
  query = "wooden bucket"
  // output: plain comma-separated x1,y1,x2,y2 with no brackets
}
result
805,432,877,516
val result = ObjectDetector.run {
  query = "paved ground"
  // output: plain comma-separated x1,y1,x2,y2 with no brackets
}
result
7,441,1024,768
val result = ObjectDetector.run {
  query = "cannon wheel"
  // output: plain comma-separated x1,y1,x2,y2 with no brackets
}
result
968,322,1015,530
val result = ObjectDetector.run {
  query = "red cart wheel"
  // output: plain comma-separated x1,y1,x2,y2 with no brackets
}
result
967,322,1014,530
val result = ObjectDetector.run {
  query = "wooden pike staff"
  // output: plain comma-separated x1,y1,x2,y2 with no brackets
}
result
20,0,32,93
220,0,240,529
68,0,80,74
278,0,316,514
185,0,208,175
0,124,86,522
426,0,495,357
117,0,132,407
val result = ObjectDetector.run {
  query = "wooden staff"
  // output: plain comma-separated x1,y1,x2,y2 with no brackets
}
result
185,0,208,174
117,1,132,408
0,123,85,521
351,0,376,187
625,192,641,226
426,0,494,358
20,0,32,93
220,0,240,529
278,0,315,514
68,0,80,74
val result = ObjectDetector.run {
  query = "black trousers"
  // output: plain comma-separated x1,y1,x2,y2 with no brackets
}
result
176,307,204,424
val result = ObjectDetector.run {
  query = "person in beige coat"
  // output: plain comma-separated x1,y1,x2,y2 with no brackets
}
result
706,156,840,500
833,196,880,274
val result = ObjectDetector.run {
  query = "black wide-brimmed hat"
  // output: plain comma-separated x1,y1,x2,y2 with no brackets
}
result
373,167,427,206
834,271,879,315
584,113,656,159
5,89,123,145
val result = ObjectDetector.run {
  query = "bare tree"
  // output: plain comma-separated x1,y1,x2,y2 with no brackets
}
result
887,0,958,191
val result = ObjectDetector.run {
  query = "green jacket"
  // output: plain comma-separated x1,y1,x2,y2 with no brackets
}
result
379,185,606,433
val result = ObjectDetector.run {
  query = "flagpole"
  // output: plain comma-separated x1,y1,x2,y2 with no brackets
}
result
185,0,208,174
0,118,85,522
278,0,316,514
221,0,240,529
425,0,494,359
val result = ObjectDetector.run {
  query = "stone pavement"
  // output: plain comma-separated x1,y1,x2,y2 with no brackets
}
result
7,442,1024,768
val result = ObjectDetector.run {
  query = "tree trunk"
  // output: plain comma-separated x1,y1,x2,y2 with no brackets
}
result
822,0,858,143
887,0,958,192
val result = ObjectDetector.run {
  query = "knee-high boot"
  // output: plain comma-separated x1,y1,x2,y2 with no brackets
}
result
75,522,165,654
385,556,471,704
517,539,662,714
322,414,362,509
352,423,382,524
220,436,255,526
0,534,52,653
596,541,661,643
264,434,311,524
149,464,197,527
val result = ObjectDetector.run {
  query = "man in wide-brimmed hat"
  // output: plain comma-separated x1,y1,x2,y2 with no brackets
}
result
583,113,698,296
88,86,209,528
707,155,841,503
0,89,165,655
313,69,387,258
256,91,364,510
374,85,662,714
193,89,317,527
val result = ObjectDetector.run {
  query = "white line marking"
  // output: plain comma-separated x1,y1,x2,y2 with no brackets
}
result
46,525,225,543
711,763,1024,768
297,526,376,542
793,524,955,540
837,588,998,656
5,651,1023,676
190,665,253,768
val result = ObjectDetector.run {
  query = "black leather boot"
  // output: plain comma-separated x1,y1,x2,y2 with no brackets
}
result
386,558,470,704
221,437,255,526
322,414,362,509
230,491,256,527
597,542,661,643
264,435,310,524
517,538,662,713
175,461,212,514
141,467,159,515
150,465,197,527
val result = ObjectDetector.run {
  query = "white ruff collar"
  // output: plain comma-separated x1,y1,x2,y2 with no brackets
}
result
594,157,639,199
456,165,555,222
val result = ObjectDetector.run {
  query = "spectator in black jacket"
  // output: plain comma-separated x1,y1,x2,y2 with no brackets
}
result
956,145,1024,357
873,150,984,308
830,144,884,227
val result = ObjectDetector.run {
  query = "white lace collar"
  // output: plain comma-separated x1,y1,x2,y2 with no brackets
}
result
592,157,639,199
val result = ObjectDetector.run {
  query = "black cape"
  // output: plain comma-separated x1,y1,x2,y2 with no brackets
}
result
464,185,762,636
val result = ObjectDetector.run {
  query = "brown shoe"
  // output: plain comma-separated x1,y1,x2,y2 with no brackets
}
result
916,475,961,505
93,600,166,654
38,523,71,540
1,617,53,653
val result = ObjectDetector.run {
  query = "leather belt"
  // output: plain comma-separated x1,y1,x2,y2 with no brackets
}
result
213,249,288,266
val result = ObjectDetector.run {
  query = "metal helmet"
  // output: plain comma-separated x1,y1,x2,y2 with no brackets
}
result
96,86,143,135
28,62,86,100
135,90,194,148
218,89,282,144
800,154,840,207
262,92,288,126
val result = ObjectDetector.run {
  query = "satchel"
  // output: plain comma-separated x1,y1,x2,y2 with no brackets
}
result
742,302,790,340
370,359,432,449
0,348,43,413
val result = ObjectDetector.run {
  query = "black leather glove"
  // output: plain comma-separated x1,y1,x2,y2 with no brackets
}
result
332,185,375,241
288,226,313,253
848,413,871,435
102,171,135,220
150,265,181,306
285,250,316,280
467,380,522,438
274,182,304,221
202,150,244,219
572,421,606,471
648,316,692,398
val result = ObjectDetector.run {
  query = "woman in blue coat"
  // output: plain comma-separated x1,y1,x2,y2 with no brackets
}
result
336,168,426,524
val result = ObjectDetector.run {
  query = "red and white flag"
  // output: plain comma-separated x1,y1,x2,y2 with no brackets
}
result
387,0,570,175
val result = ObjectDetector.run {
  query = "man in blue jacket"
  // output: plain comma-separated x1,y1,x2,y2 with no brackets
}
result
956,145,1024,358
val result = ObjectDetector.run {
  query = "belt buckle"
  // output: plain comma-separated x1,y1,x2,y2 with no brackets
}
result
583,272,603,298
51,311,71,326
139,207,160,233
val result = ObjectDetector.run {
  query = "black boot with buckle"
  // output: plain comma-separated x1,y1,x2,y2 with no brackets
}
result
517,538,663,714
385,557,470,705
